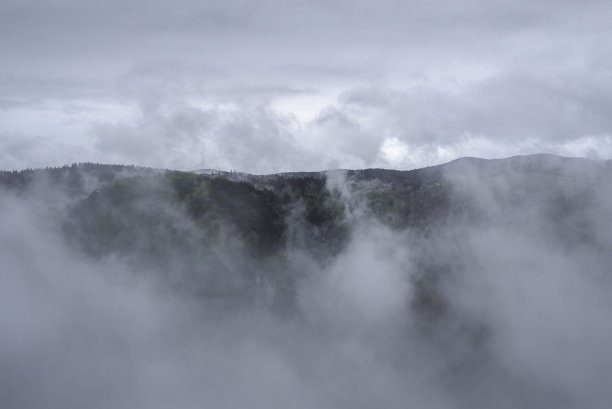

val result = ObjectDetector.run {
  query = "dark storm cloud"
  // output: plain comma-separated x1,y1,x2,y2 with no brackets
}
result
1,0,612,171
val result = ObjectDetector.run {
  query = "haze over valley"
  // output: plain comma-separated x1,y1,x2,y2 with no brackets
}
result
2,155,612,408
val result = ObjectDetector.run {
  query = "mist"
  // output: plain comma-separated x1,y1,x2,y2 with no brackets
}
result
2,159,612,409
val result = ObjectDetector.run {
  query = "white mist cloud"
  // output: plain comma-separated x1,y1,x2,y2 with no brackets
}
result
2,0,612,171
3,159,612,408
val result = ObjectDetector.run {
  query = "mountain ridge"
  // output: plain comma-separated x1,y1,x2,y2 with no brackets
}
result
1,153,608,183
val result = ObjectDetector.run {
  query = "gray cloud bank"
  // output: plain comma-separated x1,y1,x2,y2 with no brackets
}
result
2,159,612,408
1,0,612,171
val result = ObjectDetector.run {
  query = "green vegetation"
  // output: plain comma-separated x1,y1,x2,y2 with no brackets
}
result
3,157,609,314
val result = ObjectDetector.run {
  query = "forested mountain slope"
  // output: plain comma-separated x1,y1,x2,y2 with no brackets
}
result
2,154,612,408
3,154,609,310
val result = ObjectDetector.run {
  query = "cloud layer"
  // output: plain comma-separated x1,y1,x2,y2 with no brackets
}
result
2,0,612,171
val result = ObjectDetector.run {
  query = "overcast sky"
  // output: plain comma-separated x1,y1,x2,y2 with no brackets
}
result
2,0,612,172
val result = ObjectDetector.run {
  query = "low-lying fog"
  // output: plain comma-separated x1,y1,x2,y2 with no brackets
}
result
2,161,612,409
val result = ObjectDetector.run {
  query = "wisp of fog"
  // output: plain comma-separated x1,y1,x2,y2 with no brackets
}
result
1,159,612,409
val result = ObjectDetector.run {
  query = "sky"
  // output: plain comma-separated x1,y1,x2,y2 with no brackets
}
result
2,0,612,173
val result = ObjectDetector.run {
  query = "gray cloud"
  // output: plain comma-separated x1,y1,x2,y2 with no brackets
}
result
1,0,612,171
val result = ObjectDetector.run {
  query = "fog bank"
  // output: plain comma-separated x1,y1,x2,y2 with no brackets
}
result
2,160,612,408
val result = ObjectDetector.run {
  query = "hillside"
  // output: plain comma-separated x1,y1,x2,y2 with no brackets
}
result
3,155,609,259
3,155,610,310
2,154,612,408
